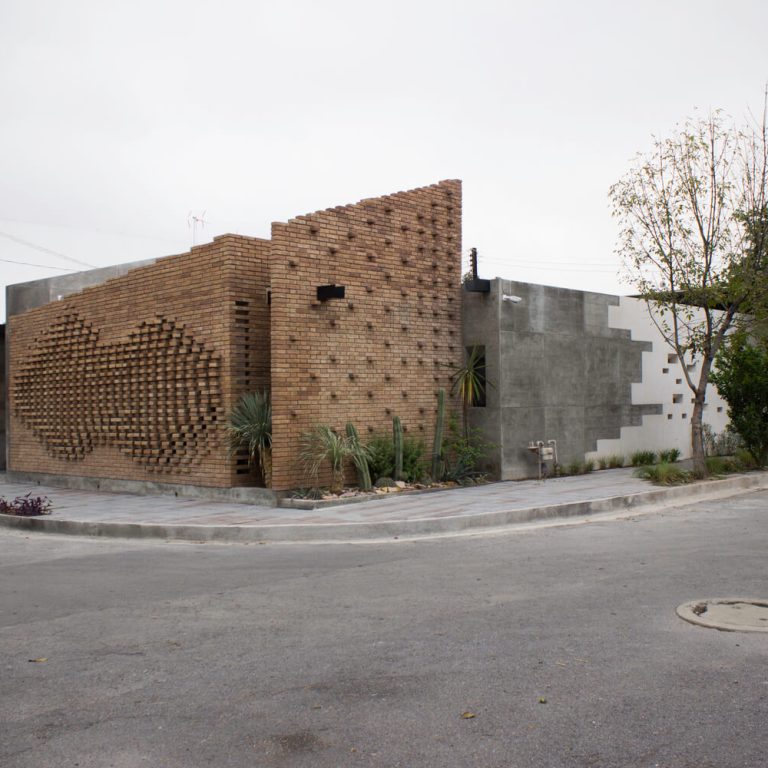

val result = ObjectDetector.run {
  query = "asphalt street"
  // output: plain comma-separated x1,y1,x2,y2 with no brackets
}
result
1,492,767,768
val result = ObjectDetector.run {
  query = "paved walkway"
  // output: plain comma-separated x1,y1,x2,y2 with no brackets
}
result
2,469,767,542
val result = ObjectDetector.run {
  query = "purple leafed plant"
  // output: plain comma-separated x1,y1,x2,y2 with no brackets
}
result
0,493,53,516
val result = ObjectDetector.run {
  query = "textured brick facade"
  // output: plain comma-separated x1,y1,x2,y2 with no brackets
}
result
270,180,463,489
7,181,462,492
9,235,271,488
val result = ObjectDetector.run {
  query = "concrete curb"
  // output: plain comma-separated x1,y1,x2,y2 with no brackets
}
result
5,470,278,507
1,473,767,544
278,484,450,510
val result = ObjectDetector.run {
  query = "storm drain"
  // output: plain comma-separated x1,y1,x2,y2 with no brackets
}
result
676,598,768,633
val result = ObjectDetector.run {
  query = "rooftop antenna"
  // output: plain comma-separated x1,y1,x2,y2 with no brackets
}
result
187,210,207,246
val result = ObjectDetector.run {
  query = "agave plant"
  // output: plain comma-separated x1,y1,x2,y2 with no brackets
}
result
227,390,272,487
450,345,487,438
299,425,351,494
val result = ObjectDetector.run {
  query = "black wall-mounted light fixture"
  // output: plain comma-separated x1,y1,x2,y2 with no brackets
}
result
316,284,345,301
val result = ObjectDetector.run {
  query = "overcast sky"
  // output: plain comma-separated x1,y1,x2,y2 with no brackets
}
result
1,0,766,322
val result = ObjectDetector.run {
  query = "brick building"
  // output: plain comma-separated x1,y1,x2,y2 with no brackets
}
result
5,181,463,494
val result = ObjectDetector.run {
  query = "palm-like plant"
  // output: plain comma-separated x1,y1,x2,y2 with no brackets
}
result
227,390,272,487
346,422,373,491
450,345,487,438
299,425,351,494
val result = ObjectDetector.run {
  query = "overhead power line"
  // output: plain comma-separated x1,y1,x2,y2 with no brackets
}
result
0,230,95,269
0,257,75,271
0,216,183,245
508,265,617,273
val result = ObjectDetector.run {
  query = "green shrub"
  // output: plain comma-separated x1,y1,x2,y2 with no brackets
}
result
710,334,768,466
631,450,657,467
565,460,583,476
227,390,272,487
556,461,593,477
366,432,425,483
366,433,395,482
702,423,743,457
299,425,350,494
402,436,426,483
658,448,681,463
704,455,745,476
286,487,323,500
346,423,372,491
705,456,727,476
441,414,491,485
634,462,693,485
735,448,758,470
596,454,624,469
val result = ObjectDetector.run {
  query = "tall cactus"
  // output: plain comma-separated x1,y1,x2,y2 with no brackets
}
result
345,422,372,491
392,415,403,482
432,387,446,481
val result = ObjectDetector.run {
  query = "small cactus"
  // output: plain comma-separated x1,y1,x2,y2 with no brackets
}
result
432,388,445,481
393,416,403,481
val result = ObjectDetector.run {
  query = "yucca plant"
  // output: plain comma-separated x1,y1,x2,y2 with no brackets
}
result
450,345,487,438
300,425,350,494
346,422,372,491
227,390,272,487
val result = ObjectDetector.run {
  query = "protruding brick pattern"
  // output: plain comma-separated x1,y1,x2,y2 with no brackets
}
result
9,235,271,488
269,180,463,490
13,314,222,469
8,182,461,493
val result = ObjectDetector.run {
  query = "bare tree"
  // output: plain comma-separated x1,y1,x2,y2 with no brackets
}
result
609,97,768,476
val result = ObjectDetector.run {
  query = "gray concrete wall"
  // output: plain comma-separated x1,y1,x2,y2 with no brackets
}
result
5,259,157,318
462,285,501,479
464,279,662,480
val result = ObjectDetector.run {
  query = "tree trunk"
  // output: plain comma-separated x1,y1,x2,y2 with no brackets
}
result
690,355,715,477
690,391,707,476
260,449,272,488
330,467,343,495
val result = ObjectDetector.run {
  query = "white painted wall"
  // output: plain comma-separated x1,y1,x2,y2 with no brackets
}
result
586,296,730,463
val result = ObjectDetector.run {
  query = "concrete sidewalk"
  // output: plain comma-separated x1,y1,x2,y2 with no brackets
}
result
1,468,767,542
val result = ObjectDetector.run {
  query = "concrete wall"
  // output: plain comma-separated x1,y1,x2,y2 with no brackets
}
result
585,296,729,461
465,279,731,480
465,280,653,478
5,260,157,318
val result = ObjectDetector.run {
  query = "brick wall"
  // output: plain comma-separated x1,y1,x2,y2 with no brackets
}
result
7,180,462,493
224,236,272,483
269,180,463,490
8,235,271,488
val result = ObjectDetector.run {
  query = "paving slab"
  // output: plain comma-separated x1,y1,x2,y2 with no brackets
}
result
1,468,767,542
